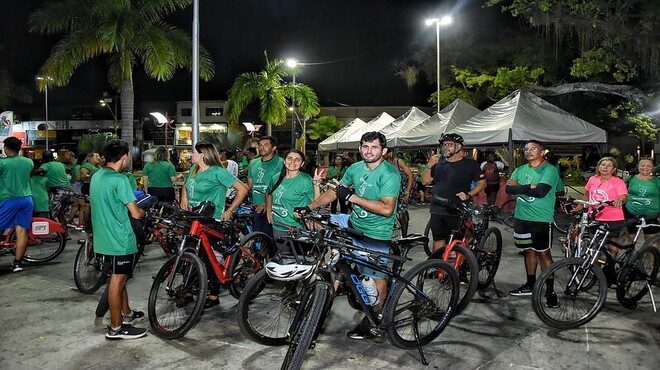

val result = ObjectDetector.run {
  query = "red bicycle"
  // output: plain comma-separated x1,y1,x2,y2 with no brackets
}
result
1,217,66,264
148,201,275,339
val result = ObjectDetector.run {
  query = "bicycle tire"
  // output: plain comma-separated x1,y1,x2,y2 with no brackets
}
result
148,252,208,339
18,231,66,264
383,259,459,349
616,245,660,308
423,219,433,256
228,231,275,299
392,216,402,241
552,208,572,235
281,284,329,370
428,243,478,315
475,227,502,290
96,284,110,317
497,199,516,228
73,235,108,294
532,258,608,330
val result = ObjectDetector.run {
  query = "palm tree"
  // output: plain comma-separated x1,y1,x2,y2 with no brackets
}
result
29,0,214,159
225,53,320,136
0,65,32,109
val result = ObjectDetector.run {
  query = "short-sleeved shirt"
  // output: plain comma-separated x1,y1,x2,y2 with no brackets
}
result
429,158,483,216
511,162,561,223
326,166,342,181
143,161,176,188
90,168,138,256
81,163,101,183
268,172,314,231
29,175,50,213
70,164,81,184
625,176,660,218
585,175,628,221
248,156,284,205
185,165,238,219
340,160,400,241
124,172,138,191
0,155,33,201
416,165,426,183
41,161,71,189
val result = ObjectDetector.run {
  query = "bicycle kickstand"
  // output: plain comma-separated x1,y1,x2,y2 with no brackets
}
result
647,282,657,313
412,318,429,366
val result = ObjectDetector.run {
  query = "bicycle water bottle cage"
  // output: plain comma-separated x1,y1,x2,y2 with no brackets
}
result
266,254,316,281
191,201,216,217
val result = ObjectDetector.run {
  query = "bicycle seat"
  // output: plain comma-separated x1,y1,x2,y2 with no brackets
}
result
395,234,428,246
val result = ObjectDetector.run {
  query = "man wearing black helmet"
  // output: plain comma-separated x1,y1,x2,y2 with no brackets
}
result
421,133,486,252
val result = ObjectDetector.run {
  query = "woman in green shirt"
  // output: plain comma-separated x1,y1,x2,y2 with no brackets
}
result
624,158,660,240
142,147,178,204
327,154,349,214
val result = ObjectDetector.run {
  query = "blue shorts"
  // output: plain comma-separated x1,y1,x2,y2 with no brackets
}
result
330,214,391,279
0,197,34,230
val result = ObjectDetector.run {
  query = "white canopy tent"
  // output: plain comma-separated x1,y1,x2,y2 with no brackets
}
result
336,112,395,150
379,107,430,142
317,117,367,151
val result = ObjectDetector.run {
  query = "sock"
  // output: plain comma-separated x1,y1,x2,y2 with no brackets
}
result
12,259,22,266
526,274,536,287
545,278,555,292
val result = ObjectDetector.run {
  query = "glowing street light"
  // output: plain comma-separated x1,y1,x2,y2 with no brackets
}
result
99,97,118,126
286,58,300,149
425,15,453,113
36,75,54,150
150,112,174,150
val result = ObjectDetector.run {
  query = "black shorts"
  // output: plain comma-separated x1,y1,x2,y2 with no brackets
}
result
102,253,137,275
416,182,426,192
429,213,460,242
513,219,552,252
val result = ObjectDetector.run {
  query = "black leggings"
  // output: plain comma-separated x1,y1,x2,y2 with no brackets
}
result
147,187,176,204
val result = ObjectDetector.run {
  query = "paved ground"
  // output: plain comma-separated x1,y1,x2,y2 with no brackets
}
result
2,200,660,370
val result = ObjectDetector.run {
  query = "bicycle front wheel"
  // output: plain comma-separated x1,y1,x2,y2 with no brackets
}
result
532,258,608,330
383,259,459,349
428,243,478,315
497,199,516,228
423,219,433,256
148,252,208,339
616,245,660,308
281,283,330,370
475,227,502,290
73,235,108,294
228,231,275,299
19,231,66,264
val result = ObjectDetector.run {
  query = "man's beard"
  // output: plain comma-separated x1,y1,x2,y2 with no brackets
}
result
363,155,382,164
442,150,457,159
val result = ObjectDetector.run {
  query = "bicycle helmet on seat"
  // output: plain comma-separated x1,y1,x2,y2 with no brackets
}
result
266,255,316,281
438,133,464,145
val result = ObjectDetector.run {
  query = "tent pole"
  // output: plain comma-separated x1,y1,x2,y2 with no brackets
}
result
508,129,514,175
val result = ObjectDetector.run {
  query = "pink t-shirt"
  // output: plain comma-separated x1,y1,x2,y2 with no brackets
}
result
585,175,628,221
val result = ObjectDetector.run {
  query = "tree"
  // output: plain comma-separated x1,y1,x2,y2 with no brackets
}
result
0,66,32,110
29,0,214,163
307,116,343,141
225,53,320,135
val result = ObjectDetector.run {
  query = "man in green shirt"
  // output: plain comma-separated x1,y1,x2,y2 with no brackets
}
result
36,151,74,238
91,140,146,340
29,168,50,218
247,136,284,237
506,140,561,308
301,131,400,340
0,137,34,272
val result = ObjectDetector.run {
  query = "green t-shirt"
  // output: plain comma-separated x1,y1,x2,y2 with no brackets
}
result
416,165,426,183
70,164,81,184
625,175,660,218
0,155,33,201
510,162,560,222
185,165,238,219
41,161,71,189
248,156,284,205
30,175,49,213
90,168,138,256
143,161,176,188
268,172,314,231
340,160,401,240
326,166,343,181
125,171,138,191
81,163,101,183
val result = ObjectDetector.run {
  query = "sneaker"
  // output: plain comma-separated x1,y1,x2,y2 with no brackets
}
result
10,262,23,273
546,292,560,308
105,324,147,340
204,298,219,309
347,317,374,340
509,284,533,296
122,309,145,325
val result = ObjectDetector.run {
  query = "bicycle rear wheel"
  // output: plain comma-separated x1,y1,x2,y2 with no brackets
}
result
497,199,516,228
228,231,275,299
475,227,502,290
428,243,478,315
73,235,108,294
532,258,607,330
281,283,330,370
148,252,208,339
616,245,660,308
18,231,66,264
423,219,433,256
553,208,572,234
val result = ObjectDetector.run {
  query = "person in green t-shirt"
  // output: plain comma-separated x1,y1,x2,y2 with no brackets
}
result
265,149,321,252
624,158,660,240
142,146,179,204
1,137,34,272
247,136,284,237
36,151,74,238
327,154,349,214
506,140,561,307
29,166,50,218
90,140,147,340
300,132,400,340
415,161,427,204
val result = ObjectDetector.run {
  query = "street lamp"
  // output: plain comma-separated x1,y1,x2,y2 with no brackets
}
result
242,122,263,138
425,15,453,113
99,97,118,126
286,58,299,149
36,76,54,150
150,112,174,151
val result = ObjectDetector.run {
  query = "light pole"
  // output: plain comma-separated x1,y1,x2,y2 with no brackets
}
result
36,76,53,150
286,58,299,149
100,97,118,127
150,112,173,151
425,16,453,113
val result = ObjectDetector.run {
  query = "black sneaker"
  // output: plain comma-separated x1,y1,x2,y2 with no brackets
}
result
509,284,533,296
10,262,23,273
122,309,145,325
347,317,374,340
204,298,219,309
105,324,147,340
546,292,560,308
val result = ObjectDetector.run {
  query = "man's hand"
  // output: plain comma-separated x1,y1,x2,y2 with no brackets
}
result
427,154,441,168
336,185,354,202
293,206,311,217
255,204,266,213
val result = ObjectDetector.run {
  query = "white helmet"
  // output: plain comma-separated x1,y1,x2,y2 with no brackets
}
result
266,255,316,281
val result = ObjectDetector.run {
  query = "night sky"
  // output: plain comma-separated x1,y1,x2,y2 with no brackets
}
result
2,0,506,115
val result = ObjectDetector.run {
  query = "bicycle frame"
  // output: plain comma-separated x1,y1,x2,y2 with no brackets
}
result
1,217,65,246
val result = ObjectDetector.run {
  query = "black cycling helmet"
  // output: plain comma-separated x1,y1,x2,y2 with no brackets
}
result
439,133,464,145
233,147,243,153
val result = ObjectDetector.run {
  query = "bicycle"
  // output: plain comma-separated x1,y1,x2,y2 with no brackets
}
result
426,197,503,314
148,201,275,339
237,214,460,368
531,200,660,329
495,195,578,233
1,217,67,264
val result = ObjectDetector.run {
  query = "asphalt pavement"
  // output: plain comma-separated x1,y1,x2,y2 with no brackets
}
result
1,202,660,370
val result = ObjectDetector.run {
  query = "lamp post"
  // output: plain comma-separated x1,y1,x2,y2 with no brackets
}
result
150,112,173,151
36,76,53,150
425,16,453,113
286,58,299,149
99,97,118,127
